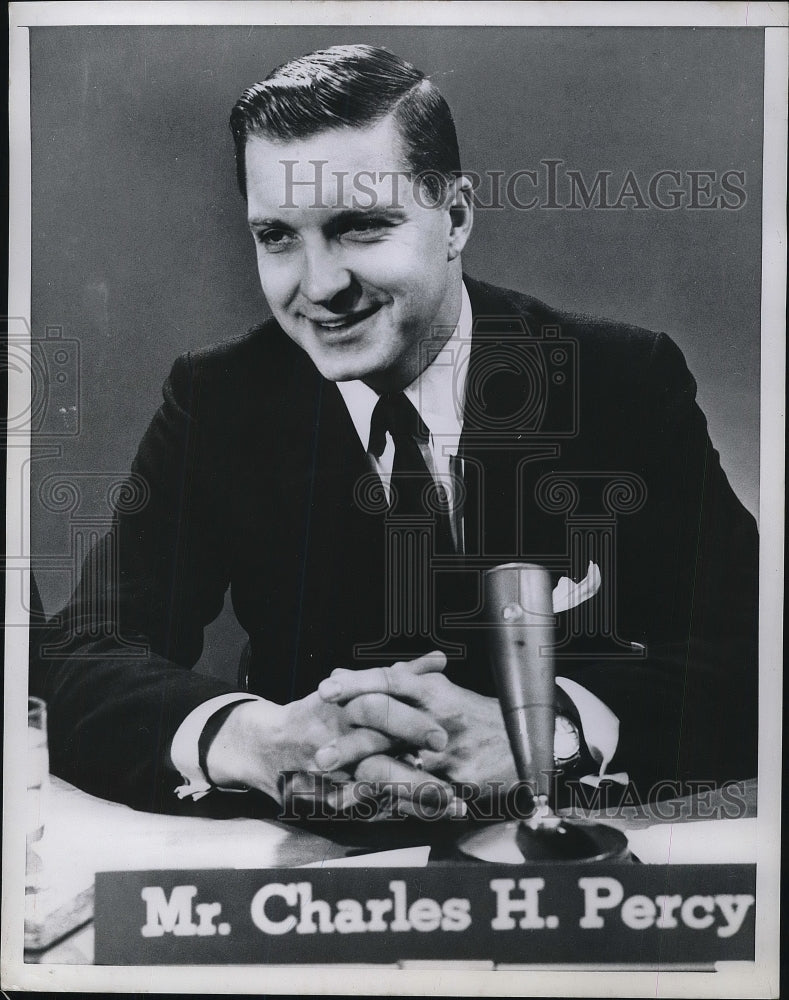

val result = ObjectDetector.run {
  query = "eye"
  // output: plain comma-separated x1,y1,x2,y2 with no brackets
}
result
254,228,297,252
336,217,392,241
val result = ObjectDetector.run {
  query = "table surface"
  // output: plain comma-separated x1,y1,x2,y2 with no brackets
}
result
23,775,758,965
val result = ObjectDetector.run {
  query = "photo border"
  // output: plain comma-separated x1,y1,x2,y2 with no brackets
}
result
4,2,786,995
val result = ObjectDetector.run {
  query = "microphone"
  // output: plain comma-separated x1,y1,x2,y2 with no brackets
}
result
457,561,631,863
484,562,556,813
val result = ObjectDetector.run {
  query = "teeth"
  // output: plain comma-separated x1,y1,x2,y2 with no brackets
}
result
310,308,376,330
316,319,351,329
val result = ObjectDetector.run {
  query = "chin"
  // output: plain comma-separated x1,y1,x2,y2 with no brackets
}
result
324,364,383,384
313,349,390,384
311,357,367,382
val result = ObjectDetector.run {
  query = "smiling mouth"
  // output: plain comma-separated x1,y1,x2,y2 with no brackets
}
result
307,304,381,332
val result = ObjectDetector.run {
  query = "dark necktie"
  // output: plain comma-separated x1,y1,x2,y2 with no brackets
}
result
369,392,454,555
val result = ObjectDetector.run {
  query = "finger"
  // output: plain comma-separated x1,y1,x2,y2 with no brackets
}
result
354,754,467,818
401,650,448,676
316,723,445,772
341,692,448,750
322,779,466,820
280,769,353,815
324,780,371,815
318,651,447,704
319,666,393,703
329,650,446,679
313,727,394,770
384,794,468,821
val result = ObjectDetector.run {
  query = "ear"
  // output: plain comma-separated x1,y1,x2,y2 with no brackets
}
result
446,174,474,261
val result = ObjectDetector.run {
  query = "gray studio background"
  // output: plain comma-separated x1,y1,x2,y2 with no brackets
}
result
29,26,764,684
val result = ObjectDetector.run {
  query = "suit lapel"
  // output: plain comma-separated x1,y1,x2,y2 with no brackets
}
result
460,277,562,561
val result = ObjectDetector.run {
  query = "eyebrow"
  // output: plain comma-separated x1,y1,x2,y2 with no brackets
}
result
247,207,407,231
247,217,284,229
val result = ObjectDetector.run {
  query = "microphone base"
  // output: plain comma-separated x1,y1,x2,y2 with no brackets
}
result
456,817,632,864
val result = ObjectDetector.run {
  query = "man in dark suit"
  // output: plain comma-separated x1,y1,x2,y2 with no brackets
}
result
33,44,758,817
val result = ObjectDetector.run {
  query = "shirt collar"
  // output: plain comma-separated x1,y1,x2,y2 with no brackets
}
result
336,281,472,454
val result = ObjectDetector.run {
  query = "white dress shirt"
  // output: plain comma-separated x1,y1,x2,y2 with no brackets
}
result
171,281,624,800
336,282,472,552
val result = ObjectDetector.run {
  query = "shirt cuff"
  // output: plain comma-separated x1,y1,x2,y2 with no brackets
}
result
171,693,263,801
555,676,629,787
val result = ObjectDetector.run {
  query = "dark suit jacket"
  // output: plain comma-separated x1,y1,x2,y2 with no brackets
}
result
32,277,759,812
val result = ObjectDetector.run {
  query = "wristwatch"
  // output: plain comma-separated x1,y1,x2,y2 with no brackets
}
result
553,714,582,770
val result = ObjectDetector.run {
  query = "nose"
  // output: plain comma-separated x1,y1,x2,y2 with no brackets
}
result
300,240,353,306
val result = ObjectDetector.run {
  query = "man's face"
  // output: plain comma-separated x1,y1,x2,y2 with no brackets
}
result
244,115,469,390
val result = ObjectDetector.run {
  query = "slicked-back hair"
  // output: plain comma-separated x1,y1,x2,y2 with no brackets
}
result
229,44,461,202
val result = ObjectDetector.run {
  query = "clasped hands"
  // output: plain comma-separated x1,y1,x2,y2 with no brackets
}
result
206,650,517,818
312,650,518,817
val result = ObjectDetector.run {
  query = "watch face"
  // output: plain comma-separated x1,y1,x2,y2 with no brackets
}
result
554,713,581,765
